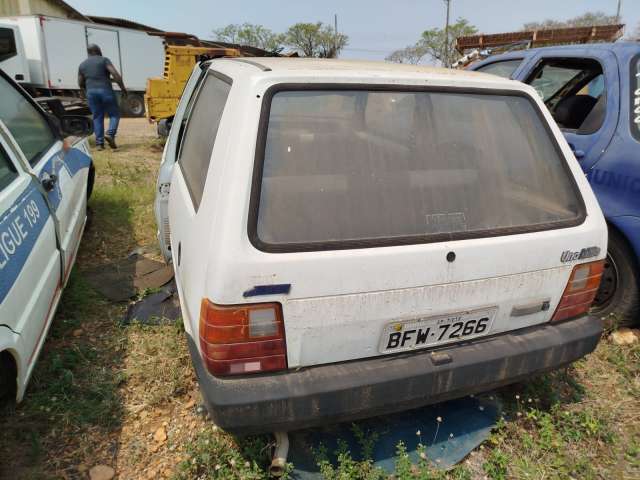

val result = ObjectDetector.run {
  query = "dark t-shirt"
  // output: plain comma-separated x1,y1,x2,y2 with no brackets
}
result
78,56,113,90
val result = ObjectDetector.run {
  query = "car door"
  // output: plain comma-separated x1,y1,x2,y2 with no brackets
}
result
0,122,61,381
155,62,210,262
0,70,90,282
167,70,232,334
517,49,619,172
85,27,122,74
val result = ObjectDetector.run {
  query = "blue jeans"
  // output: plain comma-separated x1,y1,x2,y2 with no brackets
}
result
86,88,120,146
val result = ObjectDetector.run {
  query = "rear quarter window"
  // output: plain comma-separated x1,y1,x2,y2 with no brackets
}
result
631,54,640,142
177,72,231,210
251,86,585,252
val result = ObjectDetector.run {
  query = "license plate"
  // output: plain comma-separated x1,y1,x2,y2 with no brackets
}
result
379,307,498,353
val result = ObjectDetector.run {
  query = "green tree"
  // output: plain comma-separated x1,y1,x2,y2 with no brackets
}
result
523,11,618,30
387,18,477,67
283,22,348,58
419,17,477,67
212,23,283,52
385,45,426,64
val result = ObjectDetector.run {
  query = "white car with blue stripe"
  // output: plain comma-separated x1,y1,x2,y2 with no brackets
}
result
0,68,94,403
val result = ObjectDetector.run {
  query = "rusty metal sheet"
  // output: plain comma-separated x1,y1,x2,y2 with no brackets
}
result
83,255,174,302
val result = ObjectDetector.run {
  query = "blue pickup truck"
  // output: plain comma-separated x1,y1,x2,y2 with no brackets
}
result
470,42,640,326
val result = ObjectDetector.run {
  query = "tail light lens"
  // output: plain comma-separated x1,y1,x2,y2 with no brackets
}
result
199,299,287,376
551,260,605,322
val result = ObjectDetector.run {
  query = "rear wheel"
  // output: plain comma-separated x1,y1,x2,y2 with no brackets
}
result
0,351,17,403
591,230,640,327
87,162,96,199
121,93,145,117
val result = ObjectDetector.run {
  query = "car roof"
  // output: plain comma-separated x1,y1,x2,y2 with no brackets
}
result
473,41,639,65
210,57,516,86
523,41,638,55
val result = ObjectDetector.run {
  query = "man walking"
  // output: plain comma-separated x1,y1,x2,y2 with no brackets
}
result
78,44,127,150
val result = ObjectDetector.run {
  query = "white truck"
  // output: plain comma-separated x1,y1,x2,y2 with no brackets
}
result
0,15,165,116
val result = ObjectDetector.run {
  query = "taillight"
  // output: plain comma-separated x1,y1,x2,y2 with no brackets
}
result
551,260,605,322
199,299,287,376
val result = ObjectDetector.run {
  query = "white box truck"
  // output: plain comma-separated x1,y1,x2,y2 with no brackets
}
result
0,15,165,116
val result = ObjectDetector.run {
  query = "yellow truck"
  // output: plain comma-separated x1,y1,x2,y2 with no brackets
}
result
145,45,241,124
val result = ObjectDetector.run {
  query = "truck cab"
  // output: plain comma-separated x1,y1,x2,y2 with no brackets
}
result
470,42,640,326
0,23,29,84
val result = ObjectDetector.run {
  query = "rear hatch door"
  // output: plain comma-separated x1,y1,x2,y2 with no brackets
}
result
240,84,604,368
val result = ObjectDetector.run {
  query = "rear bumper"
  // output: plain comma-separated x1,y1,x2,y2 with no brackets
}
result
187,315,602,435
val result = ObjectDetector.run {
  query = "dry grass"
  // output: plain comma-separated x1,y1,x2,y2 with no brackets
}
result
122,322,192,410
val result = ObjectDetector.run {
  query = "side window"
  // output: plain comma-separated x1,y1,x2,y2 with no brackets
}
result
0,146,18,191
526,58,606,133
0,75,56,165
0,28,17,62
475,59,522,78
175,66,209,157
178,72,231,209
631,54,640,142
529,64,582,101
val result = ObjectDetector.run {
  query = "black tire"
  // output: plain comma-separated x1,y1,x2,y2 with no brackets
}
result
0,351,17,403
591,229,640,328
87,162,96,200
85,163,95,231
121,93,145,117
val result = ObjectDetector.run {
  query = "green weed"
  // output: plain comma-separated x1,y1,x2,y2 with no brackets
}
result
173,427,284,480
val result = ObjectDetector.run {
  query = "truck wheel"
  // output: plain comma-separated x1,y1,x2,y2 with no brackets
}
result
122,93,145,117
591,230,640,328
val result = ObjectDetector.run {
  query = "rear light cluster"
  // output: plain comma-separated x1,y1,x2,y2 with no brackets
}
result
199,300,287,376
551,260,604,322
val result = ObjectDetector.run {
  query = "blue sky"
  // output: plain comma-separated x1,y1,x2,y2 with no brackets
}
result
66,0,639,60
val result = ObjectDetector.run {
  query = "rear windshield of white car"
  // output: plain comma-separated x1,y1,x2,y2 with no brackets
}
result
250,87,585,252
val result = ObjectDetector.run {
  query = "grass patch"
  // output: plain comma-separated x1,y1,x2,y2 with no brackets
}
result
606,341,640,397
173,427,276,480
122,321,192,408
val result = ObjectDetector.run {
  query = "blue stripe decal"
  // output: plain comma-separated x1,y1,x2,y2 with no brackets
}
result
243,284,292,298
39,147,91,211
0,184,51,304
63,146,92,176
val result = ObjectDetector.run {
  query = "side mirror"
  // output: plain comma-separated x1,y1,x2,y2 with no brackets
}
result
60,115,93,137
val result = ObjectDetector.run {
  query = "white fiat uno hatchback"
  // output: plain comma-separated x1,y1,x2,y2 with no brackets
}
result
155,58,607,434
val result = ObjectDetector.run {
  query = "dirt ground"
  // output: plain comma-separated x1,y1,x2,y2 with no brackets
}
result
0,121,639,480
117,118,157,139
